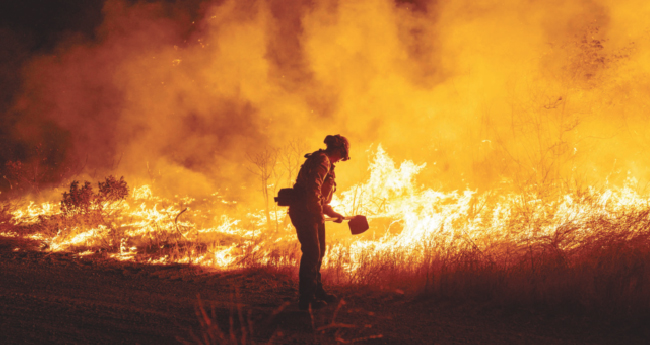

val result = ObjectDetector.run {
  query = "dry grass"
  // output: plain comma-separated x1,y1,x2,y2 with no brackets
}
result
178,294,381,345
4,182,650,324
319,193,650,324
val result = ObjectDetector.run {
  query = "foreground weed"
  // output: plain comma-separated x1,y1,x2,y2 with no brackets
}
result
178,295,382,345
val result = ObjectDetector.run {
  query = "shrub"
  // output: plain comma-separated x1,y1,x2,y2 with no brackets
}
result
60,176,128,216
61,181,95,216
56,176,129,249
97,175,129,204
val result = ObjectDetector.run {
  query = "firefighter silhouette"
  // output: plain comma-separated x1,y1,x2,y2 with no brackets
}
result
289,134,350,310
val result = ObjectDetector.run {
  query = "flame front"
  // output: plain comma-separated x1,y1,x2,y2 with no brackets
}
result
5,145,648,293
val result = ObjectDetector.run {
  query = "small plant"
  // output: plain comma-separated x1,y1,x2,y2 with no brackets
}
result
98,175,129,203
60,176,128,216
60,181,95,216
57,176,129,249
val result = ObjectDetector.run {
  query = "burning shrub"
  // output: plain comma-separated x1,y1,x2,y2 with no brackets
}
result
60,181,95,216
55,176,129,250
97,175,129,203
60,176,128,216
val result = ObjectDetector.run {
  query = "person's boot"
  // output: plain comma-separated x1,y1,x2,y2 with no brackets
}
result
315,289,337,304
299,298,328,311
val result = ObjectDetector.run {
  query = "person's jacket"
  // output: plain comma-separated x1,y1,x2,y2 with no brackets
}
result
293,150,337,222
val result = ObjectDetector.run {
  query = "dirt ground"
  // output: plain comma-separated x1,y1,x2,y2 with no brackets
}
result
0,236,647,345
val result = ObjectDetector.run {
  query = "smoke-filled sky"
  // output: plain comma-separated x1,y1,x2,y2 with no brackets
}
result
2,0,650,200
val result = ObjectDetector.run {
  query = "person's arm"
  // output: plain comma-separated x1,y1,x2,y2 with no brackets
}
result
323,205,344,223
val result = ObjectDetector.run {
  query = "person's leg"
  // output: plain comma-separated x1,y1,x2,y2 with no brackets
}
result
315,223,337,303
315,222,326,295
290,209,325,309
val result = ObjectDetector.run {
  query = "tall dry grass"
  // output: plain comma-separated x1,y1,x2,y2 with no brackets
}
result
319,188,650,324
4,177,650,324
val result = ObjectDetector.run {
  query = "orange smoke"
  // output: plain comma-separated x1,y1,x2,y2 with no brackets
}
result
5,0,650,201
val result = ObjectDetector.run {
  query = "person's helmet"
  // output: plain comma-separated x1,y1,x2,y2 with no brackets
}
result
324,134,350,161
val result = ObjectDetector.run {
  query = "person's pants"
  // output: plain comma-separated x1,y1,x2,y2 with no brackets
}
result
289,207,326,302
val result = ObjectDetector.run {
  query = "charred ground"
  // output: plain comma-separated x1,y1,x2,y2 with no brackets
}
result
1,236,647,345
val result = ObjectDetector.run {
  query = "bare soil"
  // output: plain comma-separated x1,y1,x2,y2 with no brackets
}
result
0,236,647,345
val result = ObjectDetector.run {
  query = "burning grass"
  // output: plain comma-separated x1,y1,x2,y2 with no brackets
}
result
2,148,650,323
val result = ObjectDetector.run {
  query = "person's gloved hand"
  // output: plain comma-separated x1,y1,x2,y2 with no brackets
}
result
333,212,344,223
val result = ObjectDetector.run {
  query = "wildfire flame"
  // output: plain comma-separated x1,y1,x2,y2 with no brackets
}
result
4,145,647,285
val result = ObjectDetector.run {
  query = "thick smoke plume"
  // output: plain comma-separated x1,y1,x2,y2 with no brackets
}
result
2,0,650,201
